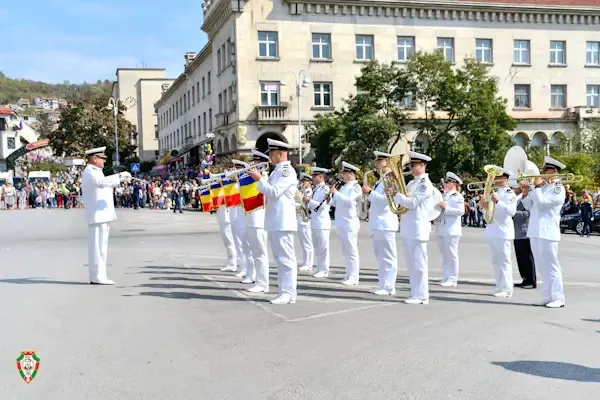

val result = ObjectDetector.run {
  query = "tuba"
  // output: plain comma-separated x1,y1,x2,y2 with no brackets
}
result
358,169,375,221
382,154,410,215
480,164,505,224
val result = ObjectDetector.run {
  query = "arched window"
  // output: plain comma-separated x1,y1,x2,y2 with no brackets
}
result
530,132,547,148
413,133,428,153
513,132,528,149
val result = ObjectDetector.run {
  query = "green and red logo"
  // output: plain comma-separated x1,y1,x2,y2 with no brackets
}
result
16,351,40,384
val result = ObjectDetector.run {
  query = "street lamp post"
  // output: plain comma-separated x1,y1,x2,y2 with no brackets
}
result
106,96,136,173
281,70,310,164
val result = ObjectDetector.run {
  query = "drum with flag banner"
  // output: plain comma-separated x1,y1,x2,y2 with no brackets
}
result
238,172,264,214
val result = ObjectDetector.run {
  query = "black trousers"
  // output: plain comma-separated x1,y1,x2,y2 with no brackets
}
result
514,238,536,285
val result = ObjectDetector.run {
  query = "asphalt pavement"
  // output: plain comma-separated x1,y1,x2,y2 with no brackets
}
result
1,208,599,400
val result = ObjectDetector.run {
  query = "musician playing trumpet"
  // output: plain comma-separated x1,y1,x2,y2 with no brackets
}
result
363,151,399,296
297,173,315,273
307,167,332,278
481,167,517,298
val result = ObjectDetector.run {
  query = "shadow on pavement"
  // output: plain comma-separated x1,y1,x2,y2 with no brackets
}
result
492,361,600,383
582,318,600,323
126,291,249,302
0,278,90,285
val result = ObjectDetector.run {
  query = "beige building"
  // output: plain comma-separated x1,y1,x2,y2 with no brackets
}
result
112,68,173,162
156,0,600,163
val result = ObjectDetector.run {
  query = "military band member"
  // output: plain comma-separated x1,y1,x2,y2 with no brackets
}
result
307,167,332,278
386,151,434,304
513,180,536,289
213,173,238,273
231,159,255,284
434,172,465,287
248,139,298,305
81,147,131,285
246,150,271,293
297,173,314,272
362,151,399,295
331,161,362,285
482,167,517,298
521,156,566,308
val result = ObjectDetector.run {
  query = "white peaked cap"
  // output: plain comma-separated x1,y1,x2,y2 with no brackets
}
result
267,138,292,151
85,146,107,157
374,150,392,160
408,151,432,163
232,159,249,167
445,171,463,185
251,149,270,161
300,173,312,181
342,161,359,172
311,166,330,174
543,156,566,170
499,167,512,177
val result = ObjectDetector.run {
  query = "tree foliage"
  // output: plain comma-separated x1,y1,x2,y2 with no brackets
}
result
308,51,516,180
36,112,56,137
50,94,138,173
28,161,67,174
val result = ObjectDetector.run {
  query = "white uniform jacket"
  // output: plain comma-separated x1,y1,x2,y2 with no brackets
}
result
332,180,362,231
433,190,464,236
257,161,298,232
521,181,565,242
393,174,434,241
308,183,332,230
296,185,313,226
483,187,517,240
216,203,231,224
81,164,121,225
368,179,398,232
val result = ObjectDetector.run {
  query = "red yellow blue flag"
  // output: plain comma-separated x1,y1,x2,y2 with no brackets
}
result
200,187,212,212
210,182,225,209
239,172,264,213
222,178,241,208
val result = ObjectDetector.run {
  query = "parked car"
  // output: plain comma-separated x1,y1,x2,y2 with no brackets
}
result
560,209,600,235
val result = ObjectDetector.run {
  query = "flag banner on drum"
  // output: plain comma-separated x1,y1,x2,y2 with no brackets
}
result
200,187,212,212
210,182,225,209
222,179,241,207
239,173,264,213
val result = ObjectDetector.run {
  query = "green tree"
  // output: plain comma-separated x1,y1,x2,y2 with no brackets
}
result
29,161,67,174
50,94,137,173
308,112,347,169
36,112,55,137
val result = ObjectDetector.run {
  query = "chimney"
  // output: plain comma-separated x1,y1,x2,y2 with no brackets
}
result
184,52,197,67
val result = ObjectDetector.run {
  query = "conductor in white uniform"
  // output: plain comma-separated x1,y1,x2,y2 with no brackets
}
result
81,147,131,285
521,156,566,308
248,139,298,305
482,167,517,298
387,151,435,304
307,167,332,278
362,151,399,295
434,172,465,287
330,161,362,285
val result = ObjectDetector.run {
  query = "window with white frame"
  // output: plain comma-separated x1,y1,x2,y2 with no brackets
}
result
513,40,530,64
514,84,531,108
258,31,278,58
203,113,207,133
202,77,206,98
587,85,600,107
193,119,197,136
196,82,200,102
312,33,331,59
313,83,332,107
550,41,566,65
586,41,600,65
260,82,280,106
355,35,374,61
218,93,223,113
192,86,196,105
475,39,493,63
209,109,213,130
550,85,566,108
437,38,455,62
183,94,186,113
217,48,222,71
187,90,190,109
226,38,231,65
221,43,226,70
397,36,414,62
400,93,416,108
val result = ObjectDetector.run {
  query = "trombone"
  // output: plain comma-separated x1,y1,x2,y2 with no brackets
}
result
467,172,584,191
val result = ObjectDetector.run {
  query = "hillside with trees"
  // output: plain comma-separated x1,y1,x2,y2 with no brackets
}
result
0,72,112,103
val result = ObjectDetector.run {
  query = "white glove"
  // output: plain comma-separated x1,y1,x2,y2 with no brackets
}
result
119,172,132,182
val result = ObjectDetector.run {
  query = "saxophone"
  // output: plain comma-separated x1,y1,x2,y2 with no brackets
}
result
382,154,410,215
295,185,311,223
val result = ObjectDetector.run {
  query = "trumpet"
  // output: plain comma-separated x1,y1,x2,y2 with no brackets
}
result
224,162,270,179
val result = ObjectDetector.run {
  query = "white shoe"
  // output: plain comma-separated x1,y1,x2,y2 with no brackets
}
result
533,300,550,307
545,300,565,308
220,266,236,272
404,297,429,305
247,285,269,293
440,281,457,287
270,294,296,304
241,278,255,284
372,288,396,296
90,279,115,285
341,279,359,286
235,271,246,278
312,271,328,278
298,265,313,272
493,291,512,298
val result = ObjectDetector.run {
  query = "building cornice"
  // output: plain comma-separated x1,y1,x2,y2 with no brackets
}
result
201,0,247,39
285,0,600,23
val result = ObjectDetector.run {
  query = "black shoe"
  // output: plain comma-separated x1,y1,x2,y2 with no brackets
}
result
514,282,523,288
521,284,536,289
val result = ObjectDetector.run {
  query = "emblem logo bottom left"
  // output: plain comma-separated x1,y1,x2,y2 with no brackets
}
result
17,351,40,384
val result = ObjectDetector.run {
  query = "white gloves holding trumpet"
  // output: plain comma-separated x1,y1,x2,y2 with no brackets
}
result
118,171,132,182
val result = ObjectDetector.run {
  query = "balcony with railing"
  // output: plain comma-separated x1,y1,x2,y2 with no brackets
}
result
255,102,290,124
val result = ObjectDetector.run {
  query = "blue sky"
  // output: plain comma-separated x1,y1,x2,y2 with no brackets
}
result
0,0,208,83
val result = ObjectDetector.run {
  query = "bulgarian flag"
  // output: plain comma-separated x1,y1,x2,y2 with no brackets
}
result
210,181,225,209
200,187,212,212
239,172,264,213
222,178,241,207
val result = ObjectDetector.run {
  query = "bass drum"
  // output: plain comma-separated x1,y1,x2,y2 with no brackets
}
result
427,187,444,222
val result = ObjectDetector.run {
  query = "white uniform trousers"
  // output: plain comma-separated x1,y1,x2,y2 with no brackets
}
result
338,228,360,281
232,223,249,275
402,239,429,299
530,238,565,303
487,238,513,294
297,224,314,266
436,235,460,284
373,230,398,290
218,221,237,268
88,223,110,282
247,227,268,288
268,232,298,298
311,229,330,273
